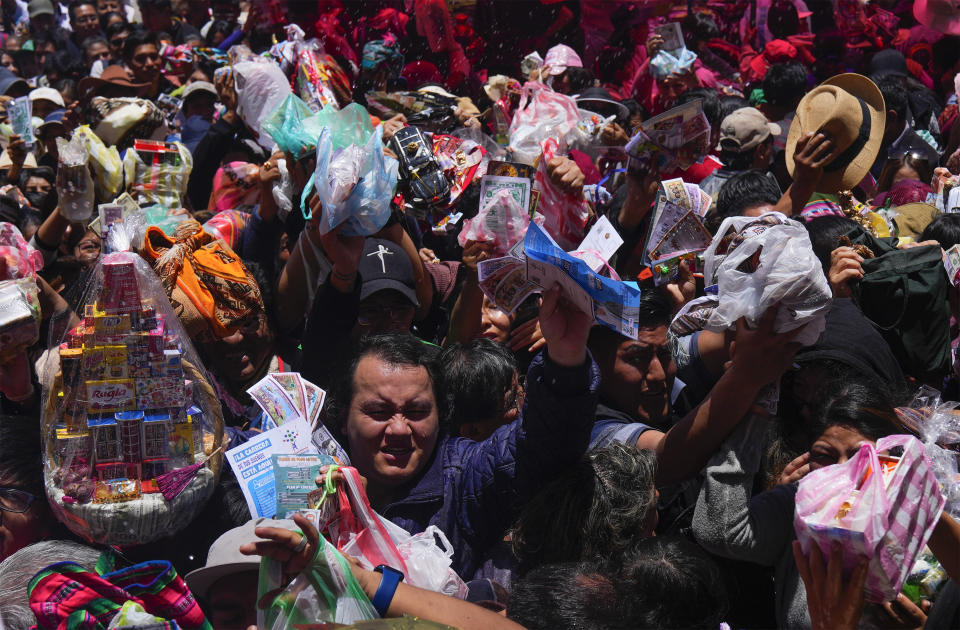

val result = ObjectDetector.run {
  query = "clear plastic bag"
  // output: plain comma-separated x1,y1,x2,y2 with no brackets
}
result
457,188,530,256
258,531,377,629
56,134,95,222
39,250,225,545
507,82,580,166
301,106,398,236
72,126,123,203
702,212,832,346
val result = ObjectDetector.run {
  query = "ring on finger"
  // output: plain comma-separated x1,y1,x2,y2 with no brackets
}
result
292,533,308,554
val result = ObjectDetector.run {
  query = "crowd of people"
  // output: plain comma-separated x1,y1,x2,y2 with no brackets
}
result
0,0,959,628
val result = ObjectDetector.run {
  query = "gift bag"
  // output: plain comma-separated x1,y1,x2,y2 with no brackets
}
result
295,45,352,112
301,105,398,236
258,533,377,629
794,434,945,603
508,82,580,166
534,137,591,250
325,467,468,598
123,140,193,210
39,250,224,545
702,213,832,346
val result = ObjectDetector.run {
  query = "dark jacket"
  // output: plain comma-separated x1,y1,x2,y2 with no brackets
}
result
380,351,601,579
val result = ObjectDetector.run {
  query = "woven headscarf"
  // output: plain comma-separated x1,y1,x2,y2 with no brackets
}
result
28,560,211,630
87,97,167,151
142,219,264,343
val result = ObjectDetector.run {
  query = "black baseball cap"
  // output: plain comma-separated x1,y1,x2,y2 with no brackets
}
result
358,238,418,307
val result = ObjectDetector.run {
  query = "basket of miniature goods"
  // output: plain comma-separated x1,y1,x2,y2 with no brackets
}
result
40,250,224,546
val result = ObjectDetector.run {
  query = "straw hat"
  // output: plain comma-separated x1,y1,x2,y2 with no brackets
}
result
785,73,885,194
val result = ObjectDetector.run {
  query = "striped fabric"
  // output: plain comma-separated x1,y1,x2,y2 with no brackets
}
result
28,559,211,630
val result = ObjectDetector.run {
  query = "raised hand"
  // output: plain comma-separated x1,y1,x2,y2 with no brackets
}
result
539,284,592,367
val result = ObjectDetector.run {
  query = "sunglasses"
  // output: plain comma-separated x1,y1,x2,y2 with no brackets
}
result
0,487,36,513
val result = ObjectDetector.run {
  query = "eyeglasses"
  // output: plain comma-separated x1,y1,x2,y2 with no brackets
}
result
357,305,414,326
0,488,36,513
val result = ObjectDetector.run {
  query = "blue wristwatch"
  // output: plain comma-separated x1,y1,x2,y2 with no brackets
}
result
371,565,404,616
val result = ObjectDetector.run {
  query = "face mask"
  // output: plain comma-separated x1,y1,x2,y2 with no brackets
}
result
25,190,56,214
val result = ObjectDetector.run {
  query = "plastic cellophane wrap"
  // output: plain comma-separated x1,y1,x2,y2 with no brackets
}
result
122,139,193,210
39,247,224,546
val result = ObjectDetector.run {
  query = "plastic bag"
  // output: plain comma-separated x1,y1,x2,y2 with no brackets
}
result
534,138,591,250
458,188,530,255
326,467,468,598
272,158,293,221
262,94,328,161
39,250,224,545
295,44,352,112
258,530,377,629
302,108,398,236
72,126,123,202
233,59,293,150
702,212,832,346
507,82,580,165
794,434,945,603
56,134,95,222
122,140,194,210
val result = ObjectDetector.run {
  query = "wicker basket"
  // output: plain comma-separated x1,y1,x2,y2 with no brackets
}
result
42,358,224,546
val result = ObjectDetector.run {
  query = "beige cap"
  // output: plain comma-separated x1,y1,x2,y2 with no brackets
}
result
718,107,781,153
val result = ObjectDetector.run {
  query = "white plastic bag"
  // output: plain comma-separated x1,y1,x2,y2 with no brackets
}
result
508,82,580,165
702,212,832,346
233,60,293,150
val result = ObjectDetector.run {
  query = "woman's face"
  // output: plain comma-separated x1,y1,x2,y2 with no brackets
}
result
479,296,513,344
0,482,48,561
808,425,872,471
0,53,18,75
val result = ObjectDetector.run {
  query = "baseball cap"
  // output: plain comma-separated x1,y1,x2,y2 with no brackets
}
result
37,108,65,136
869,49,908,81
181,80,217,105
28,0,54,18
358,238,418,307
29,86,65,108
0,68,29,97
543,44,583,76
718,107,781,153
185,517,296,600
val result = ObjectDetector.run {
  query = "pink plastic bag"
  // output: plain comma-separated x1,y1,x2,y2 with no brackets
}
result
324,466,468,598
508,83,580,165
794,434,945,603
326,466,408,573
534,138,591,250
458,188,530,256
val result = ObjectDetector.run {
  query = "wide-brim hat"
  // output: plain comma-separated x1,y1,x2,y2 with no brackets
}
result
77,66,151,102
914,0,960,36
576,87,629,120
785,73,885,195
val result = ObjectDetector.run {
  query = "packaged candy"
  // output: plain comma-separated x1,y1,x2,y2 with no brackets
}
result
40,251,224,545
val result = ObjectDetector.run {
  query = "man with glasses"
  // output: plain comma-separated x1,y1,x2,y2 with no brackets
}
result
67,1,102,56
